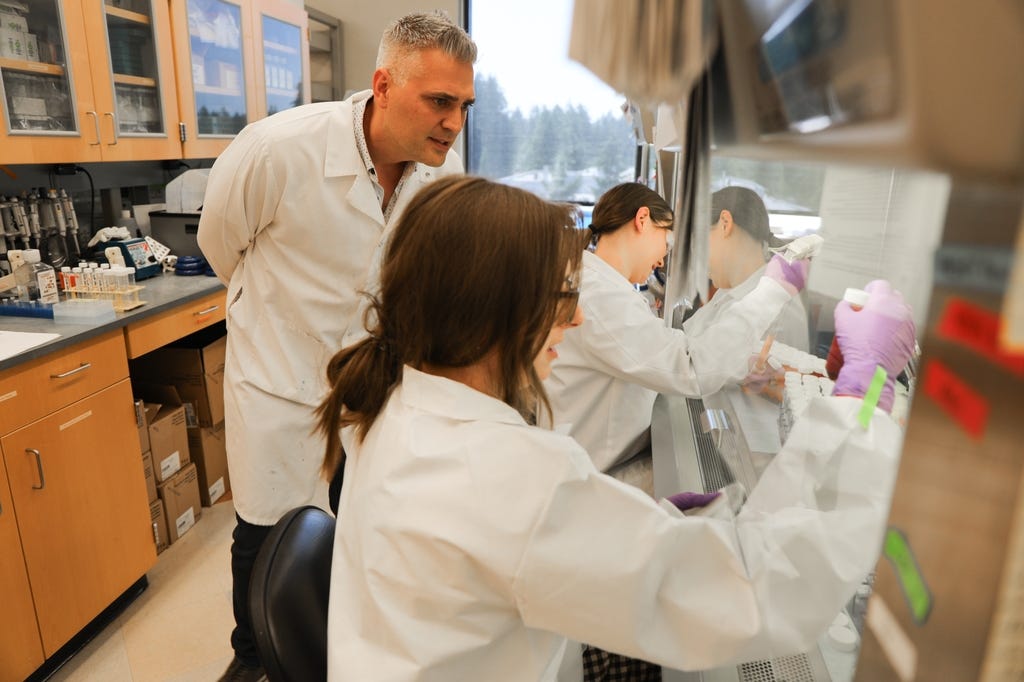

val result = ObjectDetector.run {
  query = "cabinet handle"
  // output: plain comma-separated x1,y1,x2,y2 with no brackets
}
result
194,305,219,316
26,449,45,490
86,111,101,145
50,362,92,379
104,112,119,146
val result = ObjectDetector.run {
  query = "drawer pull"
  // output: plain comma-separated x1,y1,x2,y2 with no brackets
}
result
194,305,220,316
26,449,45,490
50,362,92,379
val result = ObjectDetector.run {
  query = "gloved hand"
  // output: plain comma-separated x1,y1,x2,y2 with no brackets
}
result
832,280,916,412
667,491,720,512
764,254,810,295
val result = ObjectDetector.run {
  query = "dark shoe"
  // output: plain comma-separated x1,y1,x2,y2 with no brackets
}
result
218,656,268,682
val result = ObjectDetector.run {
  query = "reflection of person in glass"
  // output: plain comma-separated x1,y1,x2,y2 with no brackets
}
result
684,186,811,352
198,12,476,682
315,174,917,681
545,183,809,478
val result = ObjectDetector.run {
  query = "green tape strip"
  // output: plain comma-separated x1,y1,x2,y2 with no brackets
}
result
883,527,933,625
857,366,888,428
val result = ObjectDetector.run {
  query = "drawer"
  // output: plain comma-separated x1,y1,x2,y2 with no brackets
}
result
124,290,226,359
0,330,129,435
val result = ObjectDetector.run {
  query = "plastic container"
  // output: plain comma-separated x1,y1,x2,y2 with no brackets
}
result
117,208,140,237
16,249,59,304
52,299,117,324
826,288,869,380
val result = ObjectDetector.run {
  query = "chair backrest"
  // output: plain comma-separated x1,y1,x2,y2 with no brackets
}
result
249,506,335,682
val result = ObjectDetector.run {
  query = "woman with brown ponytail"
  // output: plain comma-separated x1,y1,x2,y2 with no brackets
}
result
313,175,910,682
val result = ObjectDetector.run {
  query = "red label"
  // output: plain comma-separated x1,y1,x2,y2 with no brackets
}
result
922,360,990,439
936,298,1024,377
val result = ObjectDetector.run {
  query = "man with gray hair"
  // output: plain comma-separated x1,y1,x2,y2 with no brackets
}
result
199,11,476,681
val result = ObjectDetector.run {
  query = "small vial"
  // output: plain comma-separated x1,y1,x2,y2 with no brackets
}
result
60,266,71,291
124,267,138,307
826,288,870,380
71,267,82,297
104,269,117,302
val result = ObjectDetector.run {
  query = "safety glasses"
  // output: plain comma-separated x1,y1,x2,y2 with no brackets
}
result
555,289,580,324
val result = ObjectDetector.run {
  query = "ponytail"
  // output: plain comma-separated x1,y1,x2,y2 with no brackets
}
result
315,300,403,481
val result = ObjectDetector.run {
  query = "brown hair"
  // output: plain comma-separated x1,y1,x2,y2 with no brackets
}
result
316,176,587,480
588,182,674,244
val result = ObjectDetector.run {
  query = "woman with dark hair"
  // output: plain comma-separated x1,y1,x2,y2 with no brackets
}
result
315,175,914,682
545,183,809,482
686,186,810,351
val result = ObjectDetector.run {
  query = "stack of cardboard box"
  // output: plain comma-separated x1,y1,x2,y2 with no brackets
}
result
132,324,230,508
134,393,202,553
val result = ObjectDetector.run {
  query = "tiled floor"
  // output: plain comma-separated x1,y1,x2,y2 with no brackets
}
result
48,501,238,682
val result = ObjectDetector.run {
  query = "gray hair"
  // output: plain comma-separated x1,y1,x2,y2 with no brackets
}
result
376,11,477,82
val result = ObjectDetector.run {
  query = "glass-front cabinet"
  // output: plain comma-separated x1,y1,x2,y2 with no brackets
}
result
0,0,180,163
170,0,308,158
171,0,257,158
253,0,309,119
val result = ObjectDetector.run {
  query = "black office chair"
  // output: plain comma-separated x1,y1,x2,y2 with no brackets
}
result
249,505,335,682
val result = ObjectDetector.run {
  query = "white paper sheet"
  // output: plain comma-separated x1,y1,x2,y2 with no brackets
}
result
0,330,60,362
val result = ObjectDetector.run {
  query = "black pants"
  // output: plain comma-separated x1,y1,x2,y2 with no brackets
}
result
230,514,273,668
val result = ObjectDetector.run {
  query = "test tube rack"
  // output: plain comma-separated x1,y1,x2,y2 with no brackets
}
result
63,285,147,312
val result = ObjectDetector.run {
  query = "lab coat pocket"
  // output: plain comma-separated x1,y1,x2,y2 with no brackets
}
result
235,306,330,407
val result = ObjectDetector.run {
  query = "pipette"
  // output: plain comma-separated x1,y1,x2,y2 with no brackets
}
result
771,233,825,262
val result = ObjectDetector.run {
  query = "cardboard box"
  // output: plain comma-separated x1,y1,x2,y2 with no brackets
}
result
138,387,190,483
158,462,201,544
187,422,230,506
142,450,157,503
149,498,168,554
0,26,26,59
134,399,151,455
131,325,226,427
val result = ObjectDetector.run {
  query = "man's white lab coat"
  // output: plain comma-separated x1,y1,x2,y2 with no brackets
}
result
328,366,902,681
198,91,462,525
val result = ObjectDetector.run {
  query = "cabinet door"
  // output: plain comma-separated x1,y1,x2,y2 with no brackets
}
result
170,0,258,158
0,0,103,163
81,0,183,161
251,0,309,120
2,379,156,657
0,457,45,681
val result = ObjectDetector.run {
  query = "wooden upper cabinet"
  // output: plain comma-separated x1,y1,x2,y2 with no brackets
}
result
251,0,310,120
170,0,259,159
0,0,181,164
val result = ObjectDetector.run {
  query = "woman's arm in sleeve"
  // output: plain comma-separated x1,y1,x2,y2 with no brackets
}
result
197,130,281,284
581,276,791,397
512,397,902,671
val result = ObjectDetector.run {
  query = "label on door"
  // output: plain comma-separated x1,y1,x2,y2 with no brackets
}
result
175,507,196,538
159,451,182,480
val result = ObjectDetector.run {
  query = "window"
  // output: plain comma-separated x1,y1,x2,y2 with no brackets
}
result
466,0,636,208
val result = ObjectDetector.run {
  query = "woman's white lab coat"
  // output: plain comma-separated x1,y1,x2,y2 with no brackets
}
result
545,250,794,472
198,91,462,525
684,264,811,352
329,366,902,681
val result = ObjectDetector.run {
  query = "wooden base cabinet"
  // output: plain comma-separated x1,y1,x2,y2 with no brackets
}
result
0,456,45,681
0,330,156,669
2,379,155,657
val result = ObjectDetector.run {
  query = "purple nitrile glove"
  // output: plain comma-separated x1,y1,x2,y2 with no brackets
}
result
667,491,720,512
832,279,916,413
764,254,810,295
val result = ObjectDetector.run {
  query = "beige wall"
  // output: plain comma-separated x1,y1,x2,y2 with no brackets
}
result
302,0,463,94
